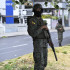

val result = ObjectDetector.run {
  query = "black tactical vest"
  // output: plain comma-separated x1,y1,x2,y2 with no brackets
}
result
27,16,47,39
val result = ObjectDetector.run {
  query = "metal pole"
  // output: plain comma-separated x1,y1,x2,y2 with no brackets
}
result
68,11,70,26
1,17,2,24
22,5,25,25
19,2,22,24
32,0,34,6
62,9,65,26
0,10,2,24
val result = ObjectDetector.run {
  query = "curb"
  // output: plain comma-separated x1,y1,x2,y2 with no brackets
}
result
0,32,28,38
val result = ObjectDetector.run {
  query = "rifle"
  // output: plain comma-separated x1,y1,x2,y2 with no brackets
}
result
44,29,58,61
48,40,58,61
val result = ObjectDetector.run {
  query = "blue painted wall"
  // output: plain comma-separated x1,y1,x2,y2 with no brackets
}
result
6,0,14,24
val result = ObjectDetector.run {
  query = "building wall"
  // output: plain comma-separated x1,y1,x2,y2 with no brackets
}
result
0,0,69,25
13,5,19,16
0,0,6,15
0,0,19,16
0,0,5,9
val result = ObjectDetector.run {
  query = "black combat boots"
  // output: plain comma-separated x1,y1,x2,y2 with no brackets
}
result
59,43,62,47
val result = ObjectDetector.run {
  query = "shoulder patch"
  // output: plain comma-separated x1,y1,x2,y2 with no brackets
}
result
32,21,36,24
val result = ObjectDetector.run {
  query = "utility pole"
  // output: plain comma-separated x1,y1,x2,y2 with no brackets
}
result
0,8,3,24
32,0,34,6
62,9,65,26
68,11,70,26
19,2,22,24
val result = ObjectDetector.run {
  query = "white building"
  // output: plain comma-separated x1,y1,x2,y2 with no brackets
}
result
0,0,33,32
0,0,32,24
0,0,69,33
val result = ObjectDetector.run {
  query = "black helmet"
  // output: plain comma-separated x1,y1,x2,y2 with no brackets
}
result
33,3,43,12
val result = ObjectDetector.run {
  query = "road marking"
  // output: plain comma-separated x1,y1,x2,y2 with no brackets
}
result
14,54,17,56
23,37,31,39
0,49,24,54
0,43,32,55
12,44,27,47
0,44,28,50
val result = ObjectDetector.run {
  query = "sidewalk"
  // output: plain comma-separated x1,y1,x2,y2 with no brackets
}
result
0,27,70,38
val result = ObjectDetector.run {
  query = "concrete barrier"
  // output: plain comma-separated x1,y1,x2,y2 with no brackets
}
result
3,24,27,33
0,24,5,34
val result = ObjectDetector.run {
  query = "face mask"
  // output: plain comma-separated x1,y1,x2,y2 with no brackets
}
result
34,10,42,17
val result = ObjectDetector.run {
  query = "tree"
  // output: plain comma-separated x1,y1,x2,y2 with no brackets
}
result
12,0,28,23
12,0,27,7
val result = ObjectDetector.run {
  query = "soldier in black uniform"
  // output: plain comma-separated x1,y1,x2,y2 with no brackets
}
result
27,4,53,70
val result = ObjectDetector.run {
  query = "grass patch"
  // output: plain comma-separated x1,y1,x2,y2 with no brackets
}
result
2,36,7,38
62,51,67,54
0,46,70,70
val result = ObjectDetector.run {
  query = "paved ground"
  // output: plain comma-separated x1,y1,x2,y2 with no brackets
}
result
0,29,70,62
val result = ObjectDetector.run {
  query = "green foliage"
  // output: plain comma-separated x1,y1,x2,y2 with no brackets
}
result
42,15,52,19
8,62,13,64
67,1,70,3
45,1,59,9
12,0,15,2
42,15,58,20
62,51,67,54
54,5,59,9
15,1,19,4
52,16,58,20
2,36,7,38
53,0,58,2
17,57,21,59
12,0,26,5
68,8,70,11
44,1,48,6
19,0,23,3
4,64,12,70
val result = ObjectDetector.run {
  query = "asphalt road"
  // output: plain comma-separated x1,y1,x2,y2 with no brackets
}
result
0,30,70,62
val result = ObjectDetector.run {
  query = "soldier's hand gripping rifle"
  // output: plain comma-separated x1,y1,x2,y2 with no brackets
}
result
44,29,58,61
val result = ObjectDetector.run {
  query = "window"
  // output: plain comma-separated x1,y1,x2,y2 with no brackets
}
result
14,18,19,23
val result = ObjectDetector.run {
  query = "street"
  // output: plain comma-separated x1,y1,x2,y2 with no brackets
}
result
0,30,70,62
